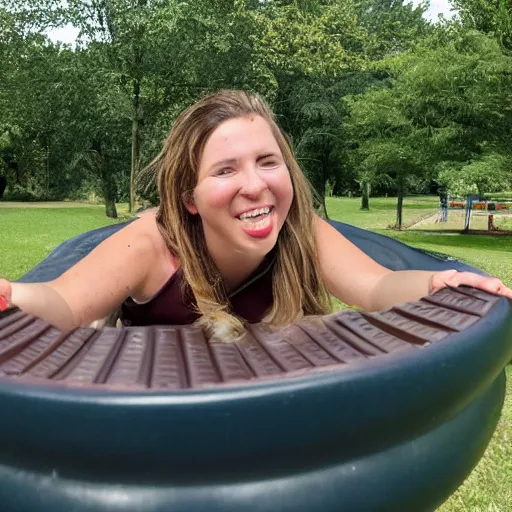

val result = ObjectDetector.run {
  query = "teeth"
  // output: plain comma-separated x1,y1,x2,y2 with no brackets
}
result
238,207,270,220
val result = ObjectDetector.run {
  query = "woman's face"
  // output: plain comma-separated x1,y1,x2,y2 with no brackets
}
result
187,115,294,259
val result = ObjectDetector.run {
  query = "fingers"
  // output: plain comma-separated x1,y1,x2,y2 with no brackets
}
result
0,279,12,311
0,296,8,311
430,270,512,300
430,269,458,294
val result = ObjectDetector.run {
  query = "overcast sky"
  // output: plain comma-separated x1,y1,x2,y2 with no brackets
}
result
46,1,455,45
417,0,455,20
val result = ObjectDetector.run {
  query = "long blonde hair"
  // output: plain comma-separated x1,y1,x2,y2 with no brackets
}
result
150,90,330,340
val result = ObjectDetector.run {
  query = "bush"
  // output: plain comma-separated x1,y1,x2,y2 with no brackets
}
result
2,183,44,201
483,192,512,200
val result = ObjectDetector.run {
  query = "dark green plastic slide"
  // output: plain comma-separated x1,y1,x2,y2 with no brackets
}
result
0,220,508,512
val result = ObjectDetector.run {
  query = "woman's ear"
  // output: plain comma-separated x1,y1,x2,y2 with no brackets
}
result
183,191,198,215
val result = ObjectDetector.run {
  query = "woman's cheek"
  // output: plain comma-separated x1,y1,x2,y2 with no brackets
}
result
278,174,294,210
197,180,237,211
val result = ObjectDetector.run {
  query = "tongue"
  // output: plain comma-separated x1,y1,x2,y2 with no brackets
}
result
240,213,273,237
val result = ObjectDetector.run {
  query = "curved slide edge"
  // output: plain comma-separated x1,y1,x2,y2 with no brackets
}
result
0,373,504,512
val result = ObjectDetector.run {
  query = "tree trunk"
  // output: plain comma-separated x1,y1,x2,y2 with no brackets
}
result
317,195,328,219
315,160,329,220
129,78,141,213
45,143,50,200
396,185,404,229
102,164,118,219
104,193,118,218
360,180,370,210
93,139,118,219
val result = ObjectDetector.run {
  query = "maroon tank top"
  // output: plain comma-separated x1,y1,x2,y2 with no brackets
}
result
120,252,276,326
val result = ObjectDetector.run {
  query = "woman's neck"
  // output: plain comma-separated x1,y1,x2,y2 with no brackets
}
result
208,246,266,292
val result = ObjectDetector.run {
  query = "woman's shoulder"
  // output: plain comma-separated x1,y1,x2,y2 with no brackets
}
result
125,210,176,261
119,210,178,300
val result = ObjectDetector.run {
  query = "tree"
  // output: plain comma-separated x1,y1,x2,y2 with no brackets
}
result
344,88,429,226
62,0,187,212
276,71,386,216
3,0,266,212
355,0,431,59
250,0,367,81
1,39,73,197
250,0,434,214
246,0,369,215
57,46,133,217
438,152,511,198
344,29,512,223
452,0,512,50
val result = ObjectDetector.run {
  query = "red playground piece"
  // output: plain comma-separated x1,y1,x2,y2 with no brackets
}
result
0,296,9,312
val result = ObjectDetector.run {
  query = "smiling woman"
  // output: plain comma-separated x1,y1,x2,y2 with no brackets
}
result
0,89,511,339
0,89,511,512
182,115,293,284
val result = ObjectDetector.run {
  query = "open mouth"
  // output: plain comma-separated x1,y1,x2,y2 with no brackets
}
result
236,206,274,237
236,206,273,221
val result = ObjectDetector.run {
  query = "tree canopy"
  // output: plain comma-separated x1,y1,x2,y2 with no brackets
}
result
0,0,510,222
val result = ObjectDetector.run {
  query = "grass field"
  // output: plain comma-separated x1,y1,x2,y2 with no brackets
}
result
1,196,511,511
0,203,130,280
326,196,512,289
415,209,512,232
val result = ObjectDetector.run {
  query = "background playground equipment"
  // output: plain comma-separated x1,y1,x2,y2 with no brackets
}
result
461,196,512,232
430,195,512,232
449,201,511,211
0,221,508,512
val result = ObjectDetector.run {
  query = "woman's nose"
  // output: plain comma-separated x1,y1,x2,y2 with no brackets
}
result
240,168,268,197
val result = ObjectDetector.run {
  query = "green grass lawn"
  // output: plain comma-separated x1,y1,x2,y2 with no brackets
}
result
0,203,130,280
1,197,511,510
326,196,512,288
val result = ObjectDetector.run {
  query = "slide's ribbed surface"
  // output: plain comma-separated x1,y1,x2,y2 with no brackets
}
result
0,286,501,390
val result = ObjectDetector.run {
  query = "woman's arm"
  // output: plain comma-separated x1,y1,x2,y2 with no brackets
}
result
315,216,512,311
0,215,171,330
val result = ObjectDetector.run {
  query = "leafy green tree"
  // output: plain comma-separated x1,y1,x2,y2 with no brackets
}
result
344,88,430,226
64,0,269,210
344,30,512,223
250,0,366,81
438,152,511,198
57,47,133,217
62,0,187,211
276,71,385,216
1,39,72,197
452,0,512,50
251,0,433,214
355,0,431,59
0,15,130,214
247,1,368,215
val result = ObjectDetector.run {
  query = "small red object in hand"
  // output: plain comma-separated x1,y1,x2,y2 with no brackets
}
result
0,295,9,312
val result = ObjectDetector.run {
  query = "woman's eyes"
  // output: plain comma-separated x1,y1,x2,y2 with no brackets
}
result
260,159,279,168
213,159,280,175
215,168,233,176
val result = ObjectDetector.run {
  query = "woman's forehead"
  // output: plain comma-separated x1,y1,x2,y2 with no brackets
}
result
202,116,281,163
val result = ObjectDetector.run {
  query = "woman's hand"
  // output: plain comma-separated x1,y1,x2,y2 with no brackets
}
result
0,278,12,311
430,270,512,300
